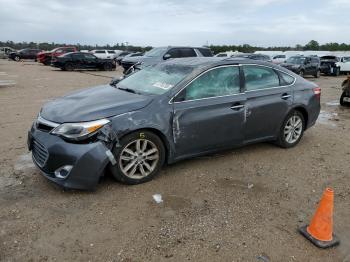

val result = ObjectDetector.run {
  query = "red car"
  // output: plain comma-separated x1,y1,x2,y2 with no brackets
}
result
37,46,77,65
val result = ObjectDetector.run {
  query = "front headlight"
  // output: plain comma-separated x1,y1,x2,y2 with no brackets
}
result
51,119,110,141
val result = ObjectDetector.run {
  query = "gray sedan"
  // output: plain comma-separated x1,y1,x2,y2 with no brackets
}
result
28,57,320,190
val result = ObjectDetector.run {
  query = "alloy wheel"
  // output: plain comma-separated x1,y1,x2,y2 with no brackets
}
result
119,139,159,179
284,115,303,144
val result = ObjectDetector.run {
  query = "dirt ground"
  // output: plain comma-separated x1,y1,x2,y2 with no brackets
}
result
0,59,349,262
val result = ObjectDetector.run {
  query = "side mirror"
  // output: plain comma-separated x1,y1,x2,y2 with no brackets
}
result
163,54,171,60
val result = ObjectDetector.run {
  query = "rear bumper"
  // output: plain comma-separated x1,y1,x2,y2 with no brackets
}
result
28,124,110,190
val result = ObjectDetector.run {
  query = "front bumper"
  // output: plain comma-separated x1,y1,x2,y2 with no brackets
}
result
28,125,110,190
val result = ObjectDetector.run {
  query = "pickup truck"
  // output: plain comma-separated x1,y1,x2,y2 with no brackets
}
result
37,46,77,65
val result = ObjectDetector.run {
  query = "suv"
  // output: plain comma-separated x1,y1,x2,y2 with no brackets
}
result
280,56,320,78
320,56,341,76
121,46,213,73
90,50,122,59
336,57,350,73
37,46,77,65
8,48,41,61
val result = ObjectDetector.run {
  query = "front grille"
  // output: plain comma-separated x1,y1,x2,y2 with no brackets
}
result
32,140,49,167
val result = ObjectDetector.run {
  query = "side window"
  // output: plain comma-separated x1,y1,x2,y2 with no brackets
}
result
66,48,75,52
344,57,350,63
279,71,295,85
95,50,105,54
182,66,240,101
243,65,280,91
72,53,83,59
166,49,181,58
84,53,96,60
198,48,213,57
179,48,197,57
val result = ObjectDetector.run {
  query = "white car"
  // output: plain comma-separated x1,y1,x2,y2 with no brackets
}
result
336,57,350,73
272,54,287,64
0,46,15,59
90,50,122,59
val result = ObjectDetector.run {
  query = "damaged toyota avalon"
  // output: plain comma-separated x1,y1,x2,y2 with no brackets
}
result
28,57,321,190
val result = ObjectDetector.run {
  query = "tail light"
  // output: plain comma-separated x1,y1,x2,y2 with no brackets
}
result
313,87,321,99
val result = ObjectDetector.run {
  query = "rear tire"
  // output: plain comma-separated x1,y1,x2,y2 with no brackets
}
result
276,110,305,148
340,91,350,107
103,63,113,71
299,70,304,78
14,56,20,62
110,131,165,185
64,62,74,71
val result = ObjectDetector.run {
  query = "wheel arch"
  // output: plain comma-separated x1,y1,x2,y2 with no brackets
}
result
291,106,309,127
118,127,171,163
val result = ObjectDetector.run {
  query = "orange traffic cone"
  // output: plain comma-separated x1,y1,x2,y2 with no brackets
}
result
299,188,339,248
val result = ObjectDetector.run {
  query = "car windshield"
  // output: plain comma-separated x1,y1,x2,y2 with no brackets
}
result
118,64,193,95
144,47,167,57
286,57,305,64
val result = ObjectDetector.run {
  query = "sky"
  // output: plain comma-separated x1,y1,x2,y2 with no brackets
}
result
0,0,350,47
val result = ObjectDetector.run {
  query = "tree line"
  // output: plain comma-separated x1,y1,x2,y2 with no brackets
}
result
1,40,350,53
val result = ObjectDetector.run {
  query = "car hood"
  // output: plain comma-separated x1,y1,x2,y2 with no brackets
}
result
40,85,153,123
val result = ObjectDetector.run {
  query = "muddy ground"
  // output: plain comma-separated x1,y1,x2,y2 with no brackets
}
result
0,59,349,262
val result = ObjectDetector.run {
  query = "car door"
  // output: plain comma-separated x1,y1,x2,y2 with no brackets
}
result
83,53,98,68
242,64,294,142
172,65,246,157
304,57,313,74
71,53,84,68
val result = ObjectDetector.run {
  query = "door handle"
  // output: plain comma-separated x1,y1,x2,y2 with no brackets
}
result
281,93,291,100
230,104,245,110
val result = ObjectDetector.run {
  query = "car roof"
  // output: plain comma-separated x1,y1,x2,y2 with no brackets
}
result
156,46,210,50
159,57,282,70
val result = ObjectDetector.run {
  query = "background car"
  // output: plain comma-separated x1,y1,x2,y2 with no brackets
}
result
8,48,41,61
90,49,122,59
320,55,340,76
0,46,15,59
336,56,350,73
37,46,77,65
272,54,287,64
51,52,116,71
121,46,213,73
115,51,132,65
232,53,272,62
280,56,320,78
117,52,143,65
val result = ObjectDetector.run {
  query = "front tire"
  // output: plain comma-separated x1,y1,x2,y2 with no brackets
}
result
110,131,165,185
276,110,305,148
299,70,304,78
14,56,20,62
